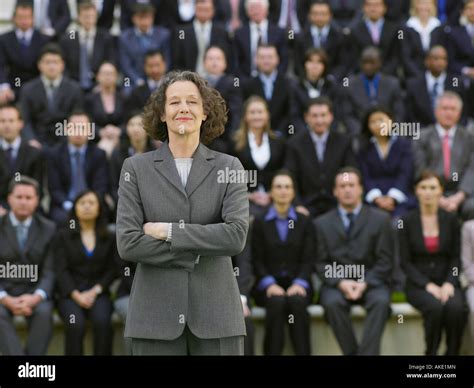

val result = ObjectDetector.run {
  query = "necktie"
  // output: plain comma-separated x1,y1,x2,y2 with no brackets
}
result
19,35,29,57
368,79,377,102
442,133,451,181
196,25,207,75
72,151,87,198
346,212,355,237
370,23,380,45
139,33,151,51
286,0,293,29
16,223,28,250
4,147,15,173
431,81,439,111
257,25,263,46
263,78,273,100
47,82,57,111
80,33,92,89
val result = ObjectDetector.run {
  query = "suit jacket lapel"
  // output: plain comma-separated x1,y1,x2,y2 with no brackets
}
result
185,143,215,197
3,215,22,257
451,129,463,176
153,141,187,197
330,208,347,240
350,205,369,239
23,216,39,253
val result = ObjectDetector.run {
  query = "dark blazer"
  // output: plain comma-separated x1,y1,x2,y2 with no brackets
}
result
328,0,363,28
59,28,116,83
233,22,288,78
446,25,474,75
172,22,232,72
124,83,152,117
116,257,136,299
84,90,126,131
0,29,49,90
405,73,468,127
31,0,71,36
342,73,405,134
384,0,410,24
20,77,84,145
348,19,400,75
54,228,118,298
252,210,315,291
400,209,461,289
285,129,357,217
0,213,55,298
401,24,445,79
314,205,393,287
118,26,172,85
232,136,286,192
268,0,310,29
294,24,348,80
95,0,117,30
0,139,45,205
214,74,242,136
46,143,109,209
291,76,341,130
242,72,294,135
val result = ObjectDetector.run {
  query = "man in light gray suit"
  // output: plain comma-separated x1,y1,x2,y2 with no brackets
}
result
0,177,55,355
413,91,474,220
116,71,249,355
314,167,393,355
462,220,474,353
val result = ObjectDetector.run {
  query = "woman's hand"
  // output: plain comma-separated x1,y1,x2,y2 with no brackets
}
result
71,290,94,309
266,284,286,298
425,282,442,301
143,222,169,240
287,284,307,297
440,282,455,303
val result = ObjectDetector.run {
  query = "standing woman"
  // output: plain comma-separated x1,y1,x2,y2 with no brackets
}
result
55,190,118,355
116,70,249,355
399,171,466,355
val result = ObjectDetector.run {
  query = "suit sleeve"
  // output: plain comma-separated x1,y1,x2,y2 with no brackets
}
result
116,158,198,270
296,219,316,282
54,235,78,298
314,220,340,287
97,236,120,290
169,157,249,256
251,217,269,281
462,222,474,285
444,216,462,286
35,227,55,298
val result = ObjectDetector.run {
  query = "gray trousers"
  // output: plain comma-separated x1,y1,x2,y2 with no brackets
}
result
114,296,132,355
0,300,53,355
130,325,244,355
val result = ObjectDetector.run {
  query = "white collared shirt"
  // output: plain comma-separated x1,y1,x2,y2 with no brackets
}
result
435,123,457,148
278,0,301,33
1,136,21,160
79,27,96,57
15,28,34,44
41,75,62,90
406,16,441,51
250,19,268,57
310,24,330,47
425,71,446,96
308,128,329,162
248,131,270,170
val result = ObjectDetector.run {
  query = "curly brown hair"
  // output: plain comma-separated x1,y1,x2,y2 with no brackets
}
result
142,70,228,144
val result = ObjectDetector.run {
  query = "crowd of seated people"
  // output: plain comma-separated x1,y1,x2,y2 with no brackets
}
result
1,0,474,356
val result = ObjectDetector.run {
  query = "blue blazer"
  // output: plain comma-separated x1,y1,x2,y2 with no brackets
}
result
118,26,171,86
446,25,474,75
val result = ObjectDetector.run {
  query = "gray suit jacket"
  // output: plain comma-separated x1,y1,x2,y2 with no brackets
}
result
0,213,56,298
462,220,474,287
313,205,393,288
413,125,474,197
116,141,249,340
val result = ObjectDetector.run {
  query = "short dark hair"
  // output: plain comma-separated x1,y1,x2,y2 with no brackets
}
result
132,3,155,15
256,44,279,56
77,0,97,13
144,49,166,63
8,176,40,196
14,1,33,17
305,96,333,114
0,104,23,120
142,70,227,144
271,168,298,193
68,110,91,122
334,167,363,188
38,43,64,62
309,0,331,10
414,170,444,189
303,47,329,78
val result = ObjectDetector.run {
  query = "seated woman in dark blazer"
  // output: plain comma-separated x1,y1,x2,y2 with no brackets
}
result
109,112,156,204
251,169,315,355
231,96,286,218
291,48,341,130
84,62,125,157
358,106,416,218
400,171,466,355
54,190,118,355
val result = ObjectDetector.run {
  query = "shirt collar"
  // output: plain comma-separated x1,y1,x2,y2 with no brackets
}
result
258,70,278,82
250,19,268,32
68,143,88,155
435,123,457,139
79,27,97,39
248,131,269,148
425,71,446,85
265,205,298,222
365,17,384,28
135,27,153,37
41,75,63,88
309,128,329,144
338,203,362,218
310,24,330,36
1,136,21,151
406,16,441,33
193,20,212,30
9,211,33,228
15,28,34,41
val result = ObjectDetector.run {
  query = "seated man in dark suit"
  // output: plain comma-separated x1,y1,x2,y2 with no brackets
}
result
0,2,49,103
124,49,168,115
406,46,469,128
60,1,116,92
413,91,474,220
285,97,357,218
20,44,84,146
0,105,44,212
118,3,171,88
242,44,294,136
120,0,166,30
0,176,55,355
233,0,288,78
347,0,400,76
46,111,109,225
342,46,404,134
314,167,393,355
29,0,71,38
446,0,474,79
172,0,232,75
294,0,348,80
202,46,242,145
